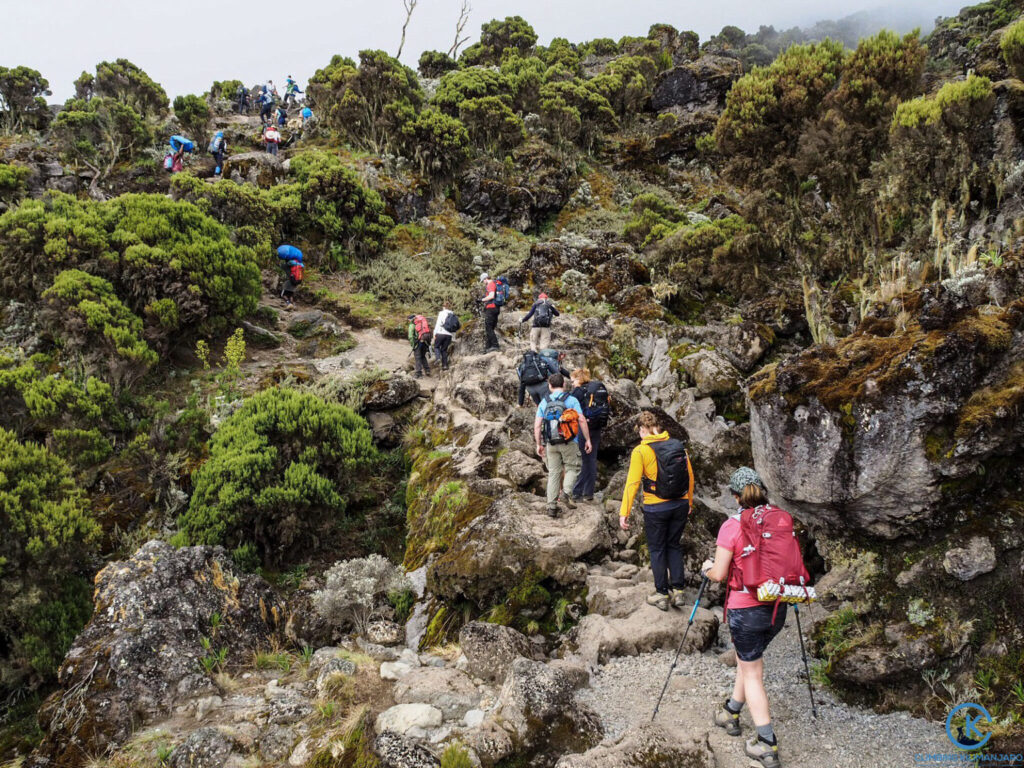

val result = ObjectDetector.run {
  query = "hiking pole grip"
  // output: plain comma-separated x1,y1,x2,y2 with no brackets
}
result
651,575,710,722
793,604,818,719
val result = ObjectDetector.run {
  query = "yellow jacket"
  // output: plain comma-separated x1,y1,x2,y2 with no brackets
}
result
619,431,694,519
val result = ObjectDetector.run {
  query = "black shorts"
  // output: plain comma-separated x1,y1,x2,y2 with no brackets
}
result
728,603,787,662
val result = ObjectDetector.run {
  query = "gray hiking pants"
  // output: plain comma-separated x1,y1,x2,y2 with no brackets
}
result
530,326,551,352
545,442,581,506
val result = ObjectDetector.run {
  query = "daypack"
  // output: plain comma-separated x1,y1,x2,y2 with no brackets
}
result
493,276,509,307
541,392,579,445
727,504,812,622
208,135,223,154
642,438,690,500
581,380,610,429
163,153,173,171
171,154,184,173
539,349,561,375
518,351,548,385
413,315,431,342
289,263,304,283
265,128,281,143
442,312,461,333
533,301,554,327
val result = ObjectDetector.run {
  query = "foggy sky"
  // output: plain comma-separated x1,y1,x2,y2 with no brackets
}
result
2,0,969,103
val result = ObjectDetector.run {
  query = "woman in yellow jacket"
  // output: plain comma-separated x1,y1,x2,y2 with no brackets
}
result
619,411,694,611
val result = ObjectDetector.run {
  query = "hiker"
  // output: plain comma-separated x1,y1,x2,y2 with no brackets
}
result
263,124,282,155
433,300,460,372
478,273,508,352
408,314,432,378
236,84,250,114
301,106,314,127
265,79,278,99
517,350,553,406
570,368,609,501
259,91,274,126
702,468,789,768
619,411,694,611
276,244,304,308
521,291,559,352
284,76,302,106
208,130,226,175
166,135,193,173
275,104,288,127
535,373,592,517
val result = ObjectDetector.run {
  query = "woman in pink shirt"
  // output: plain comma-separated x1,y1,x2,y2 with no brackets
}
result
702,467,786,768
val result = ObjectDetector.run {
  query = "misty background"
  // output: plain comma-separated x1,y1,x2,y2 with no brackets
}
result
2,0,970,102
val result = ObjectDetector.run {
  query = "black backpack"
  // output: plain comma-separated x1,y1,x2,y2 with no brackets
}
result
581,380,610,429
442,312,461,333
533,301,554,328
642,439,690,500
518,352,547,385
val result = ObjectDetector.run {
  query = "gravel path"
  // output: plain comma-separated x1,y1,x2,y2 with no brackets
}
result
576,606,949,768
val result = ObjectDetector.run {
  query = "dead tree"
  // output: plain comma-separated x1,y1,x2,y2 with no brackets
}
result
396,0,419,59
447,0,471,58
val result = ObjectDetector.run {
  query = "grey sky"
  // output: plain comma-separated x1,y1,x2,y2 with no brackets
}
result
3,0,968,103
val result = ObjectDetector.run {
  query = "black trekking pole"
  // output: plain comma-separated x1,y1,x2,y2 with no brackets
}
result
793,603,818,719
651,575,709,722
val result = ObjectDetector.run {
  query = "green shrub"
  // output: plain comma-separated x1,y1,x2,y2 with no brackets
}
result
170,173,279,254
892,73,994,129
0,192,262,344
434,68,515,116
402,108,471,183
440,743,474,768
459,96,526,152
0,66,52,133
418,51,458,78
538,78,616,149
0,428,99,691
0,162,31,205
52,96,151,186
461,16,538,66
209,79,244,100
42,269,158,384
1002,18,1024,79
591,55,658,116
178,387,379,567
172,93,211,145
74,59,168,119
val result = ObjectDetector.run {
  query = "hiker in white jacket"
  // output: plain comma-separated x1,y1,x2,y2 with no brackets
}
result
433,299,459,371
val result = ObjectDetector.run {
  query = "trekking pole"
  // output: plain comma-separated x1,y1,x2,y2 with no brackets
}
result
793,603,818,719
651,575,709,722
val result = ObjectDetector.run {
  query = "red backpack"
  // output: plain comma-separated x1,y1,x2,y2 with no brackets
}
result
413,315,431,342
289,263,304,282
727,504,811,622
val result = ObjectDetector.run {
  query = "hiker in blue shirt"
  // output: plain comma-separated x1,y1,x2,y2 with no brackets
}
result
301,106,314,126
534,373,592,518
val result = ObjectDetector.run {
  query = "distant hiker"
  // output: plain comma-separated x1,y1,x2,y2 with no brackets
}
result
535,373,592,517
284,76,302,106
517,350,552,406
301,106,314,133
275,105,288,127
433,300,459,372
263,124,282,155
521,292,559,352
570,368,609,501
276,244,304,308
703,468,801,768
236,84,250,114
479,273,499,352
208,130,226,175
619,411,694,612
408,314,432,378
166,135,194,173
265,79,278,98
259,92,274,125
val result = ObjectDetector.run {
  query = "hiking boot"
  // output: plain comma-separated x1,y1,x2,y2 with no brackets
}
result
713,702,742,736
414,372,423,379
583,494,594,502
670,589,688,609
546,504,559,518
646,592,670,612
559,492,576,510
744,736,781,768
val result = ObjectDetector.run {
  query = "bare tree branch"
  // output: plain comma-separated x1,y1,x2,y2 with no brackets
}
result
447,0,472,58
396,0,419,60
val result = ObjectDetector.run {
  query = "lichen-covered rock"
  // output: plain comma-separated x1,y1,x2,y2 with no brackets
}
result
364,375,421,411
374,731,440,768
224,151,285,188
34,541,284,767
942,536,997,581
458,622,534,684
375,703,443,735
393,667,479,721
651,55,743,111
555,722,715,768
366,620,406,646
169,727,235,768
496,449,545,489
678,349,741,397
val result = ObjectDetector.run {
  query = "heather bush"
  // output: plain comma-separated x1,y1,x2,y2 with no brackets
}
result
312,554,412,630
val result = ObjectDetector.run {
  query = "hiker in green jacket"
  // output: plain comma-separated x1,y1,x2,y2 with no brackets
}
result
408,314,432,378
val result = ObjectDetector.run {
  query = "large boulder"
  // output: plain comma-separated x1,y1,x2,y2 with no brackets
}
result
374,732,440,768
375,703,443,736
34,541,284,767
224,151,285,188
749,298,1024,539
168,727,235,768
364,375,421,411
459,622,534,684
651,55,743,111
678,349,741,397
392,667,480,721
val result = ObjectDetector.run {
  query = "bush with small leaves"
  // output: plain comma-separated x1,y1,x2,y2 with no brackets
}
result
172,94,211,146
177,387,379,567
538,78,616,149
418,51,458,78
0,428,99,692
0,66,52,134
1002,18,1024,80
402,108,471,184
461,16,538,66
0,162,31,205
459,96,526,153
312,554,412,630
41,269,158,387
170,173,279,254
52,97,151,187
434,67,515,116
591,55,658,116
74,59,168,119
208,79,244,100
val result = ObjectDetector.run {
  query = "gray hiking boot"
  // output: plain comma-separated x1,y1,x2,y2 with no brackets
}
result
546,504,559,518
646,592,670,611
745,736,781,768
558,492,576,509
670,589,688,609
713,702,742,736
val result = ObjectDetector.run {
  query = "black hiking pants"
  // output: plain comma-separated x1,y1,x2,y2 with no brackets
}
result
483,306,499,350
413,341,431,375
434,335,452,369
643,500,689,595
573,427,601,498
